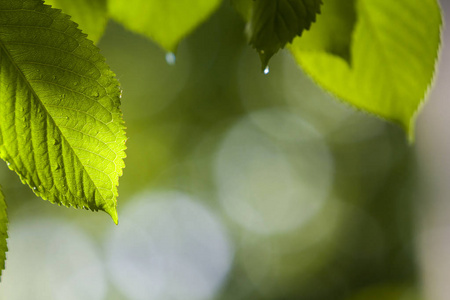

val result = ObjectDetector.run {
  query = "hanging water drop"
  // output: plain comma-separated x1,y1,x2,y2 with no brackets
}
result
33,186,37,190
263,66,270,75
165,52,176,65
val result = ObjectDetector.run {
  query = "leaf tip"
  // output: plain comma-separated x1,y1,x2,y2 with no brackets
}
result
258,50,273,73
396,116,415,144
406,120,416,145
105,206,119,225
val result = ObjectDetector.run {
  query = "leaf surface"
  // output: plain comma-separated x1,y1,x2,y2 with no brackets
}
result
245,0,322,69
0,0,126,222
290,0,442,140
108,0,222,52
0,185,7,279
44,0,108,44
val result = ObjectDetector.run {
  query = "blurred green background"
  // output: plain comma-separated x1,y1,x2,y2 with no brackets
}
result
0,1,448,299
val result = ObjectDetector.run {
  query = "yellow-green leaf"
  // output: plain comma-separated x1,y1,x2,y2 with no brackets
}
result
0,0,126,223
290,0,442,140
108,0,222,52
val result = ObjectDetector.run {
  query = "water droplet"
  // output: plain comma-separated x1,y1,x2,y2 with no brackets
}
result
260,50,265,54
6,161,10,166
165,52,176,65
92,91,99,98
33,186,37,190
119,89,123,99
73,82,78,86
263,66,270,75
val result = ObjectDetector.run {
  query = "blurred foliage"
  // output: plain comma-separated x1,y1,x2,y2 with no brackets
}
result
108,0,222,52
0,1,427,299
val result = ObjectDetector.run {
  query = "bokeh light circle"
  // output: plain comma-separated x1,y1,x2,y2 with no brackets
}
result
214,109,334,235
106,191,233,300
0,219,106,300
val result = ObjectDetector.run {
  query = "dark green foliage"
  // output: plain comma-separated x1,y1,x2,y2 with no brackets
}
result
245,0,322,69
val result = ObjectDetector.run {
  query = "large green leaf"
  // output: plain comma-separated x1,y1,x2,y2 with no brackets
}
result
43,0,108,44
0,0,126,223
290,0,442,140
245,0,322,69
108,0,222,52
0,185,7,279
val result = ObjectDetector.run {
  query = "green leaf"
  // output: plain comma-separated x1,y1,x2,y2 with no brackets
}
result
290,0,442,140
43,0,108,44
0,0,126,223
108,0,222,52
0,185,7,279
245,0,322,70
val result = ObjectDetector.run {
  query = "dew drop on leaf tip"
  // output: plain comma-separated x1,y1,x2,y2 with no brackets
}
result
165,52,176,65
263,66,270,75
